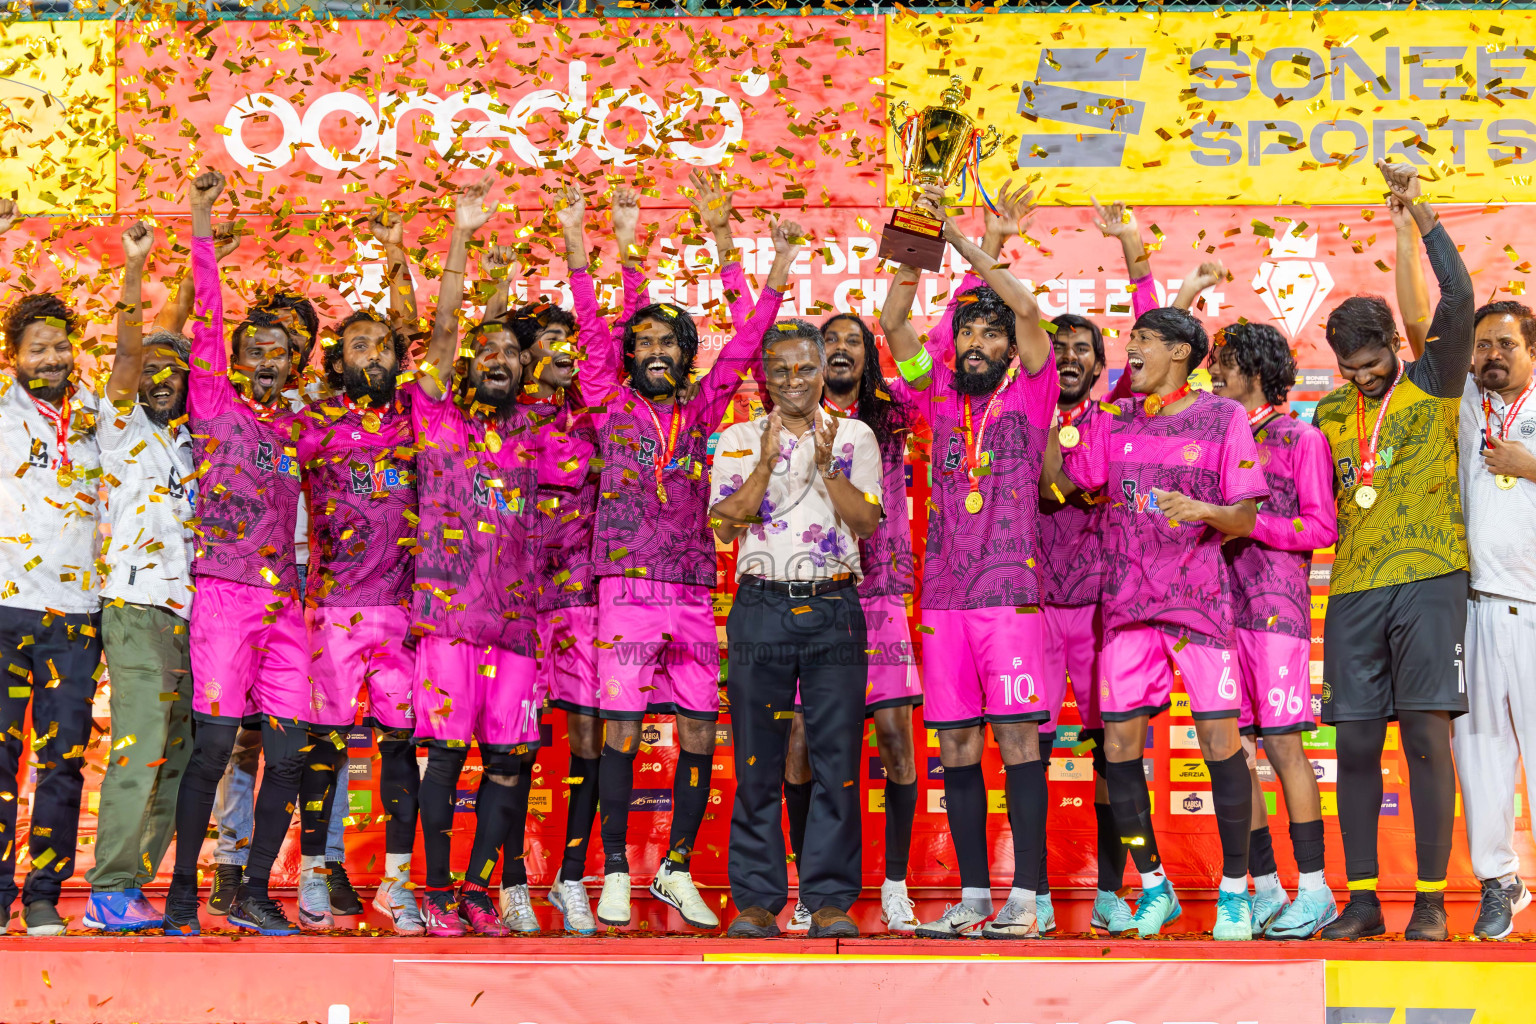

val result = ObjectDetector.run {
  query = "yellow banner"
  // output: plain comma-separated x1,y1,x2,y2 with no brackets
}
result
0,21,115,214
886,10,1536,206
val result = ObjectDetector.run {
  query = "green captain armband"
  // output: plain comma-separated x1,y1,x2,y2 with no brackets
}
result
897,346,933,383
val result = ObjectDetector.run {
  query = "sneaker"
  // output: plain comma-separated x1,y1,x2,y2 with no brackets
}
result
372,879,425,936
725,905,780,938
1212,890,1253,940
1320,895,1386,939
1251,887,1291,934
1267,885,1339,940
498,883,540,934
1473,878,1531,940
808,906,859,938
1404,891,1448,941
421,889,466,937
207,864,242,917
982,893,1039,939
459,887,511,936
914,902,989,939
162,878,201,936
649,862,718,930
325,861,365,916
83,890,162,933
229,891,299,936
785,899,812,933
1035,892,1056,935
297,868,334,932
596,872,631,927
547,870,597,936
1131,881,1182,938
23,901,65,936
1091,889,1135,934
880,888,919,934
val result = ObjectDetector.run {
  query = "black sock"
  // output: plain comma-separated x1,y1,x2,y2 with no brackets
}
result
943,762,990,891
883,780,917,883
501,765,533,887
379,738,420,855
598,744,638,874
1399,710,1455,883
1036,746,1052,895
300,732,343,858
1094,801,1126,891
1206,750,1252,880
173,722,238,877
1289,818,1326,875
465,754,521,888
1335,718,1388,884
1105,758,1161,876
1004,760,1046,892
248,722,307,878
783,779,812,863
667,749,713,870
243,871,270,902
561,755,601,879
1249,825,1278,878
419,746,469,889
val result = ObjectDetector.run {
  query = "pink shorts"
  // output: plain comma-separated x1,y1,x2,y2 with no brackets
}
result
919,606,1049,729
412,636,540,753
190,576,311,725
1041,602,1103,730
537,604,600,715
1099,625,1240,722
309,604,415,732
1237,628,1316,736
793,593,922,715
596,576,721,722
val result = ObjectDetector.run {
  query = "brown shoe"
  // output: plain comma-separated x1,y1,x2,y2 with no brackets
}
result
725,906,781,938
808,906,859,938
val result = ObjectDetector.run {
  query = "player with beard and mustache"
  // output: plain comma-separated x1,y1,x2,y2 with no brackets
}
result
568,173,800,932
407,174,551,938
879,182,1060,939
85,222,201,933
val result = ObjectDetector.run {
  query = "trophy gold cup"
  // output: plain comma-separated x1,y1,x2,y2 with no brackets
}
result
879,77,1002,273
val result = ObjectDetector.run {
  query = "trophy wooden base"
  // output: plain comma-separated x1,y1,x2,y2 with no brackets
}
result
878,208,947,272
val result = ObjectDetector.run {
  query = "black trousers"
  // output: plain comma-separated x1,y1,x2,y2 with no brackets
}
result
726,583,866,915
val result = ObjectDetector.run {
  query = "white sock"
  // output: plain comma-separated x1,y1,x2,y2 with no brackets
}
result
300,853,325,875
881,878,907,899
1254,871,1285,898
384,852,412,885
1139,867,1167,890
1219,875,1248,895
1008,886,1037,905
1298,869,1328,893
960,886,993,912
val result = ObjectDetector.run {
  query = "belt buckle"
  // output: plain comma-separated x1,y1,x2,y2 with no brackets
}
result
788,580,814,600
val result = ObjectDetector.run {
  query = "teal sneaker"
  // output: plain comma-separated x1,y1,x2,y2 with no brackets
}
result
1266,885,1339,939
1034,892,1056,935
1212,890,1253,940
1251,887,1290,933
1131,881,1181,938
1091,889,1135,934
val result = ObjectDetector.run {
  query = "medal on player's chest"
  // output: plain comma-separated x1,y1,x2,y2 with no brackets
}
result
1497,474,1518,491
1353,364,1404,511
643,397,681,507
964,490,983,514
1484,379,1534,494
962,388,1003,515
1354,484,1377,509
1056,399,1088,450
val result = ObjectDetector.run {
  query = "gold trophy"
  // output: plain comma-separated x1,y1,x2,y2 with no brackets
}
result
879,76,1002,272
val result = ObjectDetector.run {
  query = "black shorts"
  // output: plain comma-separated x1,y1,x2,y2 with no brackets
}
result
1322,569,1469,722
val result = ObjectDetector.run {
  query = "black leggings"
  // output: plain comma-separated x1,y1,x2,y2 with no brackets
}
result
1336,712,1455,883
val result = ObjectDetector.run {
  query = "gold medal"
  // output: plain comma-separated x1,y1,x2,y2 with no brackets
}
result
362,411,382,434
55,467,72,488
1497,474,1518,490
1059,425,1080,449
1143,393,1162,417
657,482,668,504
1354,484,1377,509
965,490,983,514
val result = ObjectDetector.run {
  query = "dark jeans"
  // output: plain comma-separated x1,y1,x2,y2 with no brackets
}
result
725,583,866,915
0,606,102,909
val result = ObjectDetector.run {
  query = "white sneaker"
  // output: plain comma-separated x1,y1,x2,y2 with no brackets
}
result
547,870,597,936
785,899,812,933
649,861,719,930
498,883,541,934
596,872,631,927
297,867,334,932
880,885,919,933
372,879,425,936
982,894,1039,939
914,902,989,939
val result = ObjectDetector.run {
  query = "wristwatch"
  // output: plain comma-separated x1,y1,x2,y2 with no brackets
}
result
822,463,841,479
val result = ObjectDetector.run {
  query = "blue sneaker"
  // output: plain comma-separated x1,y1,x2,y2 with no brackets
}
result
1213,890,1254,940
1131,881,1182,938
84,890,163,933
1266,885,1339,940
1033,892,1056,935
1251,887,1290,933
1091,889,1135,934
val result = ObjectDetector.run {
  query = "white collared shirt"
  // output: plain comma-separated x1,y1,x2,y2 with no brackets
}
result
1459,374,1536,602
99,402,197,616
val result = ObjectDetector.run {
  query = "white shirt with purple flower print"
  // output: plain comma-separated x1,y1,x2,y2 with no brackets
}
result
711,414,884,583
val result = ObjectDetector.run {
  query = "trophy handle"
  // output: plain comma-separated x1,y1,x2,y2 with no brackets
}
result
975,125,1003,161
891,100,911,127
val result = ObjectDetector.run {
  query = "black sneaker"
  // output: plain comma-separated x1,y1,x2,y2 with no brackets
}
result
207,864,242,917
228,889,299,936
163,878,201,936
1404,891,1448,941
1319,895,1385,939
1474,878,1532,940
325,861,365,916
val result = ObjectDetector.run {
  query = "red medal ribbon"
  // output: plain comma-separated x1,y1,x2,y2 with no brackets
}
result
1247,403,1277,429
639,395,682,499
1056,397,1090,428
28,388,74,473
1483,374,1536,446
1354,361,1405,487
822,394,858,419
961,382,1005,498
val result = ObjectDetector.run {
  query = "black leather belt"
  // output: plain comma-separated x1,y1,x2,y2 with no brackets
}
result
739,575,856,599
